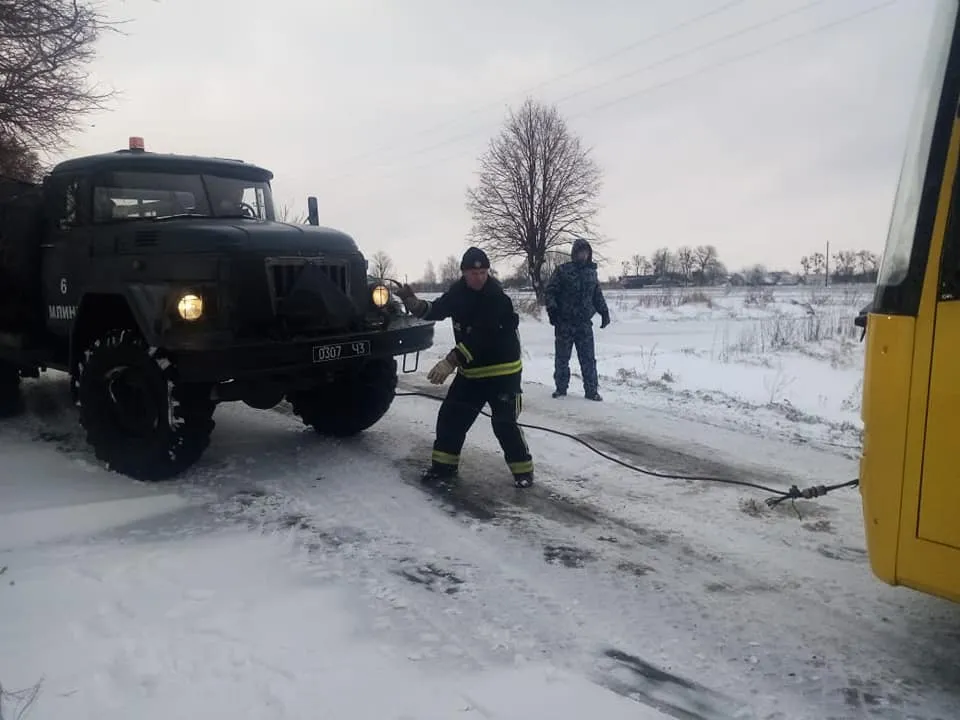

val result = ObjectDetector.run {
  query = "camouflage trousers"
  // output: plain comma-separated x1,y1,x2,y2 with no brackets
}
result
553,322,598,394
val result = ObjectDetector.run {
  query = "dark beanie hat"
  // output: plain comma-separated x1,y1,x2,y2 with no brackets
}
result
460,246,490,270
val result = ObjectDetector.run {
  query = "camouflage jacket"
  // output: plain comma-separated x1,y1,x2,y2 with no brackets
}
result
544,239,609,326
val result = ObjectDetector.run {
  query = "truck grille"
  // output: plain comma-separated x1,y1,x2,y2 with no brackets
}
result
265,257,350,304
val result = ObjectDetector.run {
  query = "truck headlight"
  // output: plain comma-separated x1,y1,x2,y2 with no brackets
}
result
177,293,204,321
371,284,390,308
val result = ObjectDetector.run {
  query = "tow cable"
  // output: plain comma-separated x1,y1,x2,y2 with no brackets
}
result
394,389,860,514
379,278,860,514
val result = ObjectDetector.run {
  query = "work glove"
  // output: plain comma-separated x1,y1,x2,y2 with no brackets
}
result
427,357,455,385
397,284,424,315
600,314,610,329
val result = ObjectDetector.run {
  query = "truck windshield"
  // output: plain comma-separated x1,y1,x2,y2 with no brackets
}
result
92,171,276,222
876,0,958,290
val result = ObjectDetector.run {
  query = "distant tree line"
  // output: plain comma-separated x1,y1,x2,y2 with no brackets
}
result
368,244,883,293
614,245,726,287
798,249,879,284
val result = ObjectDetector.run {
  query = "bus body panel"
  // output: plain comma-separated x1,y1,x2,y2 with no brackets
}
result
859,315,914,584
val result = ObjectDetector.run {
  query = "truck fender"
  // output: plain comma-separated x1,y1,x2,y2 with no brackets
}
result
69,285,168,370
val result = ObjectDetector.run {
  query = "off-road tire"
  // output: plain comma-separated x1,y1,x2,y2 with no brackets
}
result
289,357,398,437
0,360,22,418
76,329,216,481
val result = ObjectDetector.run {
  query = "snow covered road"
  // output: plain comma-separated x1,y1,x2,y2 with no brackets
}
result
1,373,959,719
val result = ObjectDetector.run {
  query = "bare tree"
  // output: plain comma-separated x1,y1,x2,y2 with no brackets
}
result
620,260,631,278
811,252,826,275
676,246,694,285
692,245,718,285
0,134,42,182
439,254,460,285
832,250,858,279
709,259,728,284
542,248,569,278
651,247,672,278
369,250,393,280
0,1,120,152
0,678,43,720
277,203,307,224
746,264,767,286
630,253,646,275
421,259,437,287
856,249,879,275
465,97,603,303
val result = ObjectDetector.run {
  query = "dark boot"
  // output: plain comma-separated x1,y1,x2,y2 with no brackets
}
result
585,390,602,401
421,465,457,485
552,389,566,398
513,472,534,489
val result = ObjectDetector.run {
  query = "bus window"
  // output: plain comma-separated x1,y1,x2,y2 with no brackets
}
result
874,0,959,315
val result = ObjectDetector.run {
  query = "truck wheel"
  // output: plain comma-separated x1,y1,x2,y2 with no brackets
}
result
76,329,216,481
0,360,22,418
289,357,398,437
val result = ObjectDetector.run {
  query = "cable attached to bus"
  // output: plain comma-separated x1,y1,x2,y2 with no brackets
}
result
394,388,860,512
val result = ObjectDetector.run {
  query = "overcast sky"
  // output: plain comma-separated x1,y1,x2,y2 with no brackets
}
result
54,0,938,280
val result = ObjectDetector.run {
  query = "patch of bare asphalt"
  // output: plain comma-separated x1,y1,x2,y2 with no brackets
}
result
579,428,786,497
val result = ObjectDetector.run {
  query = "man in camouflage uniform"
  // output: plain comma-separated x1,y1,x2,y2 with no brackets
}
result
543,237,610,401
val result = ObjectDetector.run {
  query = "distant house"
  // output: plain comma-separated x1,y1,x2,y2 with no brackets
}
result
619,272,694,288
728,271,799,287
800,272,827,286
770,272,800,286
619,274,658,289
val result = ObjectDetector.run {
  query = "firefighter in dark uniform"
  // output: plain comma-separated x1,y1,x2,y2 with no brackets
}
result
397,247,534,488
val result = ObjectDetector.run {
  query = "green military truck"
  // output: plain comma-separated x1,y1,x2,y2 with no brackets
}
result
0,138,434,481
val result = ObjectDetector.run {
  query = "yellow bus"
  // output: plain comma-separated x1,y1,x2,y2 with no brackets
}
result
858,0,960,603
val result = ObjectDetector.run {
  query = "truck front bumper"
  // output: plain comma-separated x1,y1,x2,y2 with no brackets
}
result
172,315,435,383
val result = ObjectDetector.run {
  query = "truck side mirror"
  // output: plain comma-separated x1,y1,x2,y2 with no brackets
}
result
307,196,319,226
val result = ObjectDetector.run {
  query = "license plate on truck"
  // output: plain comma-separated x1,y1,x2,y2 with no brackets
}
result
312,341,371,363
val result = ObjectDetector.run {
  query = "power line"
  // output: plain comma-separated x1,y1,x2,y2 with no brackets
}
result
549,0,829,108
320,0,902,206
567,0,900,120
323,0,837,187
319,0,753,179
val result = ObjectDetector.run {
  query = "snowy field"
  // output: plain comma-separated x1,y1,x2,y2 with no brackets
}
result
3,283,960,720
